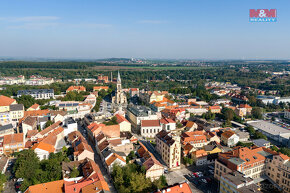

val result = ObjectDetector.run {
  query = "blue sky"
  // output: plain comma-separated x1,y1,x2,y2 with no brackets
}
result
0,0,289,59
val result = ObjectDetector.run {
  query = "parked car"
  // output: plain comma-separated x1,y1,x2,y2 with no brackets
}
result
201,179,207,184
193,172,199,178
17,178,23,183
208,165,214,170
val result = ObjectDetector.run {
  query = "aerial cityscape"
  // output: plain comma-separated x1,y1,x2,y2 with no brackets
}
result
0,1,289,193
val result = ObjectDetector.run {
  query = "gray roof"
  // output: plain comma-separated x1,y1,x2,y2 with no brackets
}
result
248,120,290,136
252,139,270,147
17,89,54,95
0,124,13,132
9,104,24,111
127,105,154,117
228,157,245,165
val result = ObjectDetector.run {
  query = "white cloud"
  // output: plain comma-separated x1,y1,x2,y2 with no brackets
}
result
0,16,60,22
138,20,168,24
7,22,59,30
66,23,112,29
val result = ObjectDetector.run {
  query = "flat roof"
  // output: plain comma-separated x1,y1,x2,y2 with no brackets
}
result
247,120,290,136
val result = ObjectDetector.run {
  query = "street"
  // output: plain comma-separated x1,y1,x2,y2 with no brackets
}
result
77,121,117,193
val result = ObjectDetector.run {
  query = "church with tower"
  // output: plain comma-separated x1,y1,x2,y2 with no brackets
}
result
111,71,127,109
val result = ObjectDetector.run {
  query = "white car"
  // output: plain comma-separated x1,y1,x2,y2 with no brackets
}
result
17,178,24,182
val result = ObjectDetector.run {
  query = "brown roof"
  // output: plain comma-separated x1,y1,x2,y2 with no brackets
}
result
24,180,64,193
66,86,86,92
81,180,110,193
115,114,130,123
143,156,163,170
49,110,67,116
141,120,160,127
98,140,110,152
39,121,62,136
101,125,120,138
105,153,126,166
26,130,38,138
22,116,37,127
221,130,236,139
3,133,23,144
24,109,50,117
0,95,15,106
28,103,40,110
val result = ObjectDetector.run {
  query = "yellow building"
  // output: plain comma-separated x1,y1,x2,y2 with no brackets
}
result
204,144,222,154
155,130,181,170
0,95,17,113
9,104,24,122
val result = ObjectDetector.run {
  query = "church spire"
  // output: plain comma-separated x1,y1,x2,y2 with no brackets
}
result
117,71,121,83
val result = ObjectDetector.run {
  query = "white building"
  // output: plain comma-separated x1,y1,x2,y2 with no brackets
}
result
141,120,162,138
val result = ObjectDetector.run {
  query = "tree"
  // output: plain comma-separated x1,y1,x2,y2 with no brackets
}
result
16,95,36,109
245,126,255,136
279,147,290,157
0,174,7,192
254,131,267,140
70,167,79,178
252,107,263,119
271,145,279,152
44,120,54,128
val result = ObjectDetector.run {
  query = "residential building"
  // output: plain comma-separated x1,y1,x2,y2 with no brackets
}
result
204,143,222,155
220,171,261,193
129,88,139,97
267,153,290,192
184,121,198,131
160,118,176,131
0,95,16,113
9,104,24,122
93,86,109,91
209,105,221,113
105,152,126,173
137,141,164,181
27,103,40,111
64,117,77,136
17,89,54,99
115,114,131,132
66,86,86,93
252,139,271,148
141,120,162,139
0,112,10,125
221,130,239,147
0,124,14,137
156,130,181,169
127,105,159,129
24,179,64,193
192,149,208,166
181,131,208,149
31,142,55,160
235,131,250,142
3,133,24,155
21,116,37,136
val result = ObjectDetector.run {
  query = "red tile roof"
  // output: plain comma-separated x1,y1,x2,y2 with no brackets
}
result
141,120,160,127
3,133,23,144
115,114,130,123
0,95,16,106
105,153,126,166
24,180,64,193
155,182,192,193
66,86,86,92
31,142,55,153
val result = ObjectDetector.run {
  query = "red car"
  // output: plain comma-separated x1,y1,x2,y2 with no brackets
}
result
193,172,199,178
